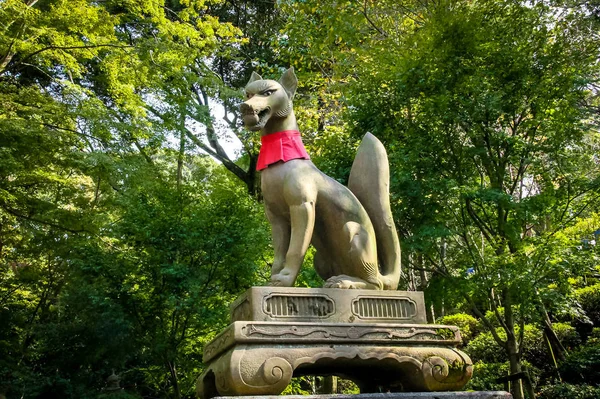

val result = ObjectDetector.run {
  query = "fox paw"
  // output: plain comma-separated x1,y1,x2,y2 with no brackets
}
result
269,272,296,287
324,275,367,289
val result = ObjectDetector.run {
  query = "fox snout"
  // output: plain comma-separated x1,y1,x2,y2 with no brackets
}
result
240,100,272,130
241,94,273,115
240,102,257,115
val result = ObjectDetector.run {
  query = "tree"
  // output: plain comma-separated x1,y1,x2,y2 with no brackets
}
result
0,1,275,397
354,2,598,397
0,149,271,398
62,154,270,398
277,1,600,398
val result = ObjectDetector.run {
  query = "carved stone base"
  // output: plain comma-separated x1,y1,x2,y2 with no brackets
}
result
197,289,473,399
198,341,472,398
213,393,512,399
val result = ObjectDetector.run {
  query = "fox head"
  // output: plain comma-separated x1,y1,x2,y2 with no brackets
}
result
240,68,298,133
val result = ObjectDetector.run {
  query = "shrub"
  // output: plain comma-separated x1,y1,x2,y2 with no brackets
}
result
464,361,507,391
559,343,600,385
575,284,600,326
552,322,581,350
467,325,545,365
588,327,600,345
466,329,507,364
519,326,547,369
437,313,480,346
464,361,540,392
537,383,600,399
98,392,143,399
466,323,580,373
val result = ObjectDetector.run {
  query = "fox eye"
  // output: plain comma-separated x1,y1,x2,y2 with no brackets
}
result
262,89,275,96
245,92,253,99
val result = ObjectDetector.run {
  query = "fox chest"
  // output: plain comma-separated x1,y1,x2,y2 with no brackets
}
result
261,161,319,218
261,168,291,218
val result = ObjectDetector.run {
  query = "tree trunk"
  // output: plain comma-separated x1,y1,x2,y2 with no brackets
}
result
321,376,337,394
417,255,435,322
540,303,566,362
504,291,524,399
408,266,417,291
168,360,182,399
506,334,524,399
177,128,185,191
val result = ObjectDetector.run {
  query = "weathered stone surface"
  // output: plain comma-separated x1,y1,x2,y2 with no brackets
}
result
203,321,461,363
214,393,512,399
230,287,427,325
198,287,473,399
198,344,472,399
196,287,472,399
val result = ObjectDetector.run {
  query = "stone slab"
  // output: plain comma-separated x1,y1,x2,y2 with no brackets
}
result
230,287,427,324
214,393,512,399
203,321,462,363
198,343,473,398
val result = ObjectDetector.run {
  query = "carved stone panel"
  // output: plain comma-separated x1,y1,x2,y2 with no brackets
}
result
230,287,426,324
202,321,461,363
263,293,335,318
352,296,417,320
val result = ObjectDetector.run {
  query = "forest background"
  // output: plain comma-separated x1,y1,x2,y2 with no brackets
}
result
1,0,600,398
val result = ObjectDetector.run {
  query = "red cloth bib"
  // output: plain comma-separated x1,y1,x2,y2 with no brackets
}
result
256,130,310,171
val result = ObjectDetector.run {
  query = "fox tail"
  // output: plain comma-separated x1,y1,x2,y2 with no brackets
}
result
348,133,401,290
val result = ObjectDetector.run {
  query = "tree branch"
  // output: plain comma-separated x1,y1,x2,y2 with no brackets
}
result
465,197,496,242
0,204,87,234
183,127,249,183
19,43,132,65
361,0,388,37
465,293,507,348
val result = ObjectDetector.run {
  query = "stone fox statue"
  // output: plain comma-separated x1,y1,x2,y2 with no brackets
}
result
241,68,401,290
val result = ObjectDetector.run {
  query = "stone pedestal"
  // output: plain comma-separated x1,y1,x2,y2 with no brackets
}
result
213,393,512,399
197,288,473,399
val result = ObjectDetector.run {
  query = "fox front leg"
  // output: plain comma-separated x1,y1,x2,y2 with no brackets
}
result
265,206,290,277
269,201,315,287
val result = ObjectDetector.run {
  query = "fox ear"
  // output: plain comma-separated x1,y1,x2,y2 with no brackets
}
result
247,71,263,86
279,67,298,99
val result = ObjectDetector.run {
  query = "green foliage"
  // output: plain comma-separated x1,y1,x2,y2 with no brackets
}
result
308,124,359,184
466,323,579,373
294,247,324,288
467,329,509,364
280,3,600,397
1,0,600,398
464,361,508,391
280,376,359,395
559,343,600,385
465,360,541,392
280,377,312,395
589,328,600,345
537,383,600,399
97,391,142,399
0,0,280,394
337,379,360,394
0,151,271,397
575,284,600,326
553,322,582,350
437,313,480,346
480,308,532,329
